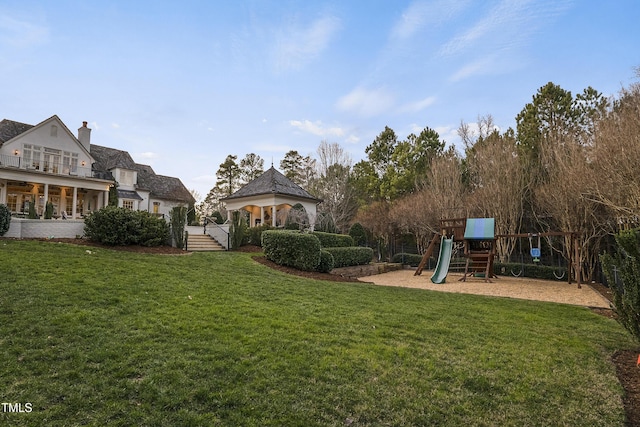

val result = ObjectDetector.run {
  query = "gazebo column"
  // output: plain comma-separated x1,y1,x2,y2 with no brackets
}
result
271,205,276,227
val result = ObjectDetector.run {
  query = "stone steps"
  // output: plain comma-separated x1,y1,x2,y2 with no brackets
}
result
187,234,225,251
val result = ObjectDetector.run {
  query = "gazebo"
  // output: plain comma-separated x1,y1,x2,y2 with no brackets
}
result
221,166,321,228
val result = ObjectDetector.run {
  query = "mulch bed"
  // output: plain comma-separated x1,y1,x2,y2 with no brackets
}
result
9,239,640,425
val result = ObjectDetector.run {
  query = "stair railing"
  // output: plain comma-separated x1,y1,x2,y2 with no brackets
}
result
203,217,230,250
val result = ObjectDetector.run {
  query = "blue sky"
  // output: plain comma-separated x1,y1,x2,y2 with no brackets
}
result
2,0,639,200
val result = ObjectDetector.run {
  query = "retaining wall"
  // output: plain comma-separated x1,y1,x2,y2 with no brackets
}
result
4,218,85,239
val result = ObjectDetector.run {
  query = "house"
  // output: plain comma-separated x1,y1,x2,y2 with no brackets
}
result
0,115,194,224
221,166,320,228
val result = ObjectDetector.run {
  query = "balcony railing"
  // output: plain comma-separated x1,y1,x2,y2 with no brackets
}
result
0,153,110,179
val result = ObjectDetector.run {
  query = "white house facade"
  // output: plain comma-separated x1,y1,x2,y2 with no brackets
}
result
0,115,194,226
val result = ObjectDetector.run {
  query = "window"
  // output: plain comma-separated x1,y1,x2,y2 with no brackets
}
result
23,144,42,170
122,200,135,210
7,194,17,212
50,125,58,137
153,202,160,214
63,151,79,175
43,147,61,173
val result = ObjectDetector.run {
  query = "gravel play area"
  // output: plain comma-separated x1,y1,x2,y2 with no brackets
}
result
359,269,612,308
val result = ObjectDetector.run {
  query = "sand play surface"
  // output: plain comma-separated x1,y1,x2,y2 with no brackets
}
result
359,269,611,308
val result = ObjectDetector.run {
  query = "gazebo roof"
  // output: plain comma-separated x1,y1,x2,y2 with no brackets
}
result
222,166,320,202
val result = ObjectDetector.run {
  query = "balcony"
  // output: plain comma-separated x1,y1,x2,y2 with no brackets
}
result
0,153,108,179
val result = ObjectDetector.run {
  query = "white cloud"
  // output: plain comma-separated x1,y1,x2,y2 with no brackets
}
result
400,96,436,113
289,119,345,137
273,15,341,72
439,0,573,58
449,55,497,82
111,123,120,129
391,0,468,40
336,87,395,117
0,15,49,48
345,134,360,144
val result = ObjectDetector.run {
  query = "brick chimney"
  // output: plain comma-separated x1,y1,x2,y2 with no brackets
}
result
78,121,91,151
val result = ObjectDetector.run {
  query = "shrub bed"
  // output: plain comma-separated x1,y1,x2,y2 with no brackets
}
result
261,230,321,271
324,246,373,268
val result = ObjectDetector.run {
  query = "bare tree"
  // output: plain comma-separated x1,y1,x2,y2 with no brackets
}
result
313,141,358,232
391,148,467,253
463,127,528,262
356,200,394,261
589,82,640,222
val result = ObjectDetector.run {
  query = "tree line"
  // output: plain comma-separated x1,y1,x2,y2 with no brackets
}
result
200,74,640,281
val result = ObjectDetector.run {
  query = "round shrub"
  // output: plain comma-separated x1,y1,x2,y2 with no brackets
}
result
317,250,335,273
0,203,11,236
262,230,321,271
84,206,169,246
349,222,368,246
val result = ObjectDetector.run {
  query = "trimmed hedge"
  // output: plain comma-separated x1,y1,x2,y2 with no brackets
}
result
84,206,170,246
493,262,568,281
0,203,10,236
317,250,335,273
324,246,373,268
262,230,321,271
313,231,354,248
392,253,425,267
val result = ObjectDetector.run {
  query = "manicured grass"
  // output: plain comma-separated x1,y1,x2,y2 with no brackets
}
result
0,239,636,426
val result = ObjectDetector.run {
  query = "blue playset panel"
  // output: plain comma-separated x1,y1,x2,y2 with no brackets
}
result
463,218,495,240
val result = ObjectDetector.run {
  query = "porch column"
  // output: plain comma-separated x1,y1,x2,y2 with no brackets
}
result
72,187,78,219
260,206,264,226
43,184,49,215
271,205,276,227
0,180,6,205
103,191,109,208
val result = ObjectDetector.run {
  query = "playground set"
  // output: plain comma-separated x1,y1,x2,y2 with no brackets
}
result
414,218,582,287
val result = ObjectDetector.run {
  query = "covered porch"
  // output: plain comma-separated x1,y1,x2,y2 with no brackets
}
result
0,168,111,219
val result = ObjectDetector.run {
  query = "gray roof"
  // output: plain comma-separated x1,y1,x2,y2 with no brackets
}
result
0,119,35,146
117,189,143,201
90,144,138,171
222,166,319,202
91,146,195,204
134,163,195,204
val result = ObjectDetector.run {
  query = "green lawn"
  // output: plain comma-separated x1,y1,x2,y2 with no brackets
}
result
0,240,636,426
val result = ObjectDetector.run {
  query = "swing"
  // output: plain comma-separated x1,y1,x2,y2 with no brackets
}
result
511,236,524,277
529,234,541,263
551,236,566,280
